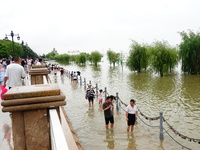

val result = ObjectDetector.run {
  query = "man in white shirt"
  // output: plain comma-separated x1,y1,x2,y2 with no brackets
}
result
3,56,25,89
36,58,43,65
126,99,138,132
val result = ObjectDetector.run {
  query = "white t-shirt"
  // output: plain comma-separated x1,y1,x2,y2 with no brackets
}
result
5,63,25,87
126,104,138,114
36,62,41,65
98,92,104,99
27,59,32,66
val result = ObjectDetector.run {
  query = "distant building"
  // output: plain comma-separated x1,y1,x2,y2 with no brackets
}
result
52,48,59,55
67,50,80,55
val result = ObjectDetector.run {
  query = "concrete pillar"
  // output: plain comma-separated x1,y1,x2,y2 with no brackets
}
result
29,68,49,85
1,84,66,150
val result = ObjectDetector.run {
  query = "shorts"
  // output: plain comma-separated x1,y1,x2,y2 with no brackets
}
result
88,96,94,102
98,98,103,102
127,114,136,126
105,116,114,125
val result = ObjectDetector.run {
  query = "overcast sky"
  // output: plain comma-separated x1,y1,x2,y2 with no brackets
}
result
1,0,200,55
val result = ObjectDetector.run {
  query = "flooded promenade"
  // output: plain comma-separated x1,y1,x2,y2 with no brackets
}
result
49,56,199,150
0,56,200,150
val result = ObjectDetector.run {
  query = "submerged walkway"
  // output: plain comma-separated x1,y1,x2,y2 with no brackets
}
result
48,72,183,150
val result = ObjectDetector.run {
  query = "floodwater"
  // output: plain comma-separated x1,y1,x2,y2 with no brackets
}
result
0,56,199,150
49,56,200,150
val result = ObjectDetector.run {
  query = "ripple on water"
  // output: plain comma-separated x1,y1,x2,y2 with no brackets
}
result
48,60,200,150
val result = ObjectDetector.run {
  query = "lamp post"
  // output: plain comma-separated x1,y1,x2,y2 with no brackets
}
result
4,30,20,55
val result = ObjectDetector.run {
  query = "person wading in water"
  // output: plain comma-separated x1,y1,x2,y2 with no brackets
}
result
126,99,138,132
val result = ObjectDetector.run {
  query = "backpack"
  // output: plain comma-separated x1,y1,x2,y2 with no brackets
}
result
86,88,95,99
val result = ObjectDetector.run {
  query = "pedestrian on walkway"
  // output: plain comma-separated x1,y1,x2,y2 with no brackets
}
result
3,56,25,89
36,58,43,65
103,96,114,129
126,99,138,132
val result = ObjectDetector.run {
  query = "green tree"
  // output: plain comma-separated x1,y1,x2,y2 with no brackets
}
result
77,53,87,64
0,41,9,58
149,41,178,76
54,54,70,64
107,49,120,67
90,51,102,67
46,52,55,59
126,41,148,72
179,30,200,74
39,54,46,59
69,55,78,62
22,45,38,58
0,40,37,58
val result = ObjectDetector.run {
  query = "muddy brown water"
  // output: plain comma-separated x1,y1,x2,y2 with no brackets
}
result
50,56,200,150
0,56,199,150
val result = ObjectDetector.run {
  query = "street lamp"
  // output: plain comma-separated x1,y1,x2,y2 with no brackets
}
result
4,30,20,55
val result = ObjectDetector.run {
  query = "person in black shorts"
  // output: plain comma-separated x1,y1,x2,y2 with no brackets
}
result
103,96,114,129
126,99,138,132
85,84,95,106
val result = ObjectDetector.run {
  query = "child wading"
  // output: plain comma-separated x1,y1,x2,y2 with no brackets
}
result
97,89,104,104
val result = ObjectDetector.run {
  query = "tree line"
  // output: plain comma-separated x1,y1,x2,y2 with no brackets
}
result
126,30,200,76
0,39,38,59
45,29,200,76
46,51,102,67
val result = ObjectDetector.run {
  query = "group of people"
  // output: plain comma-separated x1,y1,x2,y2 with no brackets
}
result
21,57,44,72
70,71,81,83
1,56,139,133
0,56,45,90
85,84,138,132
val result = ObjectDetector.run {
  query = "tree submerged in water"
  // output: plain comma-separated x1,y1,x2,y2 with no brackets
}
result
179,30,200,74
126,41,148,72
149,41,178,76
107,49,120,67
90,51,102,67
126,40,178,76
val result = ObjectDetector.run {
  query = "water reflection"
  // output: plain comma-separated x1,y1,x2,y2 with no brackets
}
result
53,75,57,83
105,130,115,149
127,133,137,150
61,75,64,84
128,72,150,92
92,66,101,72
49,59,200,150
158,139,165,150
3,124,13,150
87,106,95,117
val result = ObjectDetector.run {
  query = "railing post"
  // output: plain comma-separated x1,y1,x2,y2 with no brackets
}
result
80,76,82,86
116,92,119,110
159,111,164,140
104,87,107,100
84,78,86,89
96,83,98,94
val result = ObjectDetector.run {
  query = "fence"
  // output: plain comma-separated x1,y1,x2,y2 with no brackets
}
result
64,70,200,150
118,97,200,150
49,108,69,150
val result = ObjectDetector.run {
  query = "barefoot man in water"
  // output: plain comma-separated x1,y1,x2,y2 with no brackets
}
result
103,96,114,129
126,99,138,132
